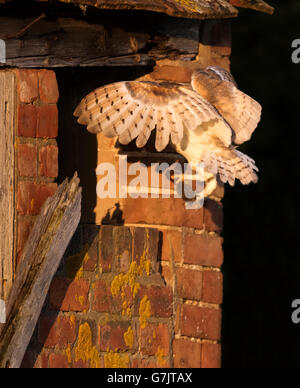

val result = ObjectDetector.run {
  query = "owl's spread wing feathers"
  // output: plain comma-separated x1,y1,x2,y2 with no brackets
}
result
74,81,233,151
192,69,262,145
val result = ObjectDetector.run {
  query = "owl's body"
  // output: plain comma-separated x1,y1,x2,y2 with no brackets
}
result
74,66,261,193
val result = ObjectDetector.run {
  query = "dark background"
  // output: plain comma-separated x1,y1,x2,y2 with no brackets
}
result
222,0,300,368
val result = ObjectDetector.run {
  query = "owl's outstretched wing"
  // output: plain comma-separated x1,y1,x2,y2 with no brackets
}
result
213,85,262,145
192,69,262,145
74,81,233,152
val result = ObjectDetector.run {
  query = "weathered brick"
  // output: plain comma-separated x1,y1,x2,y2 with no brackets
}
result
202,271,223,304
38,70,59,104
161,265,173,287
99,322,135,352
49,353,69,369
173,339,201,368
181,304,221,340
140,323,169,356
93,279,123,314
138,286,173,318
132,358,170,368
39,145,58,178
122,198,203,229
82,225,99,272
18,104,37,137
113,227,132,272
184,232,223,268
49,278,90,312
204,199,223,233
201,343,221,369
38,315,77,349
161,229,182,263
17,182,57,215
99,226,114,272
176,268,203,301
17,143,37,177
16,69,39,103
37,105,58,138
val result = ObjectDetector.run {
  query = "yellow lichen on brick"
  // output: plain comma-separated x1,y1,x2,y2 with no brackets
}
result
65,344,72,364
75,295,85,306
104,350,129,368
70,315,76,327
139,295,151,329
155,346,166,367
75,323,101,368
123,326,134,349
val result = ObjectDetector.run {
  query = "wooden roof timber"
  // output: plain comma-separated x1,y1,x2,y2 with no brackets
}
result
0,0,274,19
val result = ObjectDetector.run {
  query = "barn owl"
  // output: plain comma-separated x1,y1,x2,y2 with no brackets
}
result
74,66,261,196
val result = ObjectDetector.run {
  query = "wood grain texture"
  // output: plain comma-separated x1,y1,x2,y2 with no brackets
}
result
0,173,82,368
0,0,239,20
0,16,201,68
0,71,16,301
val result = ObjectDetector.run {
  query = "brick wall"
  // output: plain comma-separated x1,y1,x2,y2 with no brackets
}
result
11,67,224,368
15,69,59,265
22,221,223,368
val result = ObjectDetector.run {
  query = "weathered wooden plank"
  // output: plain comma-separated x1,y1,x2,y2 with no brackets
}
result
0,16,200,67
0,71,16,302
0,17,152,67
0,173,82,369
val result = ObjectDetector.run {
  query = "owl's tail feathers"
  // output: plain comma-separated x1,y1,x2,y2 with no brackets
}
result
203,149,258,187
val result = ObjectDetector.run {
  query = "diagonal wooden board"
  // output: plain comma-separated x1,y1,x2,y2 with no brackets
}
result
0,173,82,368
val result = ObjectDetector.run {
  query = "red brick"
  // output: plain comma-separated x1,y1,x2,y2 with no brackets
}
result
176,268,202,301
161,265,172,287
17,215,34,263
49,277,90,312
138,286,173,318
99,322,134,352
72,360,89,368
202,271,223,304
39,145,58,177
15,70,39,103
38,352,50,369
140,323,169,356
181,304,221,341
204,199,223,233
132,358,170,368
17,182,57,215
99,226,114,272
93,279,123,314
184,232,223,268
37,105,58,138
161,229,182,263
173,339,201,368
49,354,69,369
38,315,77,349
38,70,59,104
201,343,221,369
17,143,37,177
113,227,132,272
18,104,37,137
122,197,203,229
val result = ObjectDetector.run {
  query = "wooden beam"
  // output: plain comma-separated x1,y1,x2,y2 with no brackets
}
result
0,71,16,301
0,173,82,368
0,16,200,68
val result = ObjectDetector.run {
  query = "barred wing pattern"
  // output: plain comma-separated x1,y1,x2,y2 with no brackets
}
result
74,68,262,187
74,81,233,151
